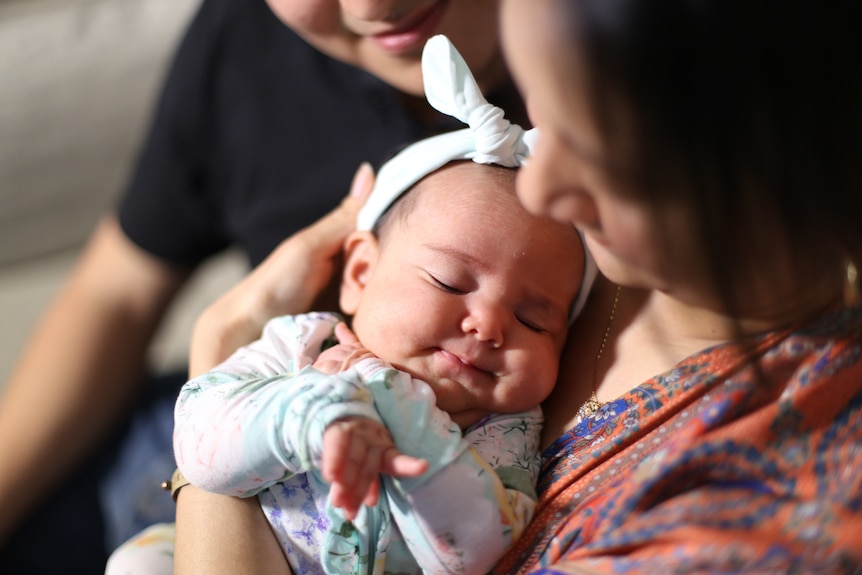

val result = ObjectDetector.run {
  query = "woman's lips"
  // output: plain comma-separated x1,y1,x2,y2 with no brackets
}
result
370,1,448,54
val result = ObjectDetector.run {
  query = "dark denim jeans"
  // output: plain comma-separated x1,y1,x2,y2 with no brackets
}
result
0,371,184,575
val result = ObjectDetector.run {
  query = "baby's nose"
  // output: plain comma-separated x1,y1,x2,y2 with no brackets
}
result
461,303,505,348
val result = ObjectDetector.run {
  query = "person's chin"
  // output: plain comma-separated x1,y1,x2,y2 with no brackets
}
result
367,0,449,56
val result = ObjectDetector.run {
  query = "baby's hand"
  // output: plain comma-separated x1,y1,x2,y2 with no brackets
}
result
322,417,428,520
313,323,379,374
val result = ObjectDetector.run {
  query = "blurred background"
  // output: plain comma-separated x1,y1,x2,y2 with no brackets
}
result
0,0,245,387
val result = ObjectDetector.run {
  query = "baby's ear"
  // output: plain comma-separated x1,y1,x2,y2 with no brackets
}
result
340,231,379,315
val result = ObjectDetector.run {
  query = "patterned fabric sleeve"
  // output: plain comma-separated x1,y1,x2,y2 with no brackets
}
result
173,312,381,497
342,358,542,575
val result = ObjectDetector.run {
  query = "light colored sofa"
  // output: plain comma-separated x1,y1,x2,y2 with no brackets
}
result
0,0,245,384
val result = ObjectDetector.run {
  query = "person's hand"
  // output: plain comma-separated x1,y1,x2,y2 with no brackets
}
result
189,164,375,376
313,322,379,374
322,417,429,520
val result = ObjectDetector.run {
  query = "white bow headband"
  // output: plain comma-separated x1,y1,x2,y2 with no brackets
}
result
356,34,538,232
356,34,596,321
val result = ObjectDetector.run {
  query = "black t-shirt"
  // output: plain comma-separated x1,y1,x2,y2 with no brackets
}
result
119,0,522,269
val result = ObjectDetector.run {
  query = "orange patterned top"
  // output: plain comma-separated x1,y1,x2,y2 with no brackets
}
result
494,303,862,574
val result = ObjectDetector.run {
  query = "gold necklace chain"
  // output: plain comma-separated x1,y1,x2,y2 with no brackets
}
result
575,284,621,422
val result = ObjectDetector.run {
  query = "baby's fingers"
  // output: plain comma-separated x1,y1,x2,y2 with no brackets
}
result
335,451,384,519
334,322,359,345
361,476,381,508
322,419,392,519
381,450,429,478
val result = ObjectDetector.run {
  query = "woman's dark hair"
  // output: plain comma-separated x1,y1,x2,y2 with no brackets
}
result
560,0,862,313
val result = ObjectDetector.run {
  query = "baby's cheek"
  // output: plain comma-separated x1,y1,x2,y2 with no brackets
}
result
537,346,565,397
506,348,559,410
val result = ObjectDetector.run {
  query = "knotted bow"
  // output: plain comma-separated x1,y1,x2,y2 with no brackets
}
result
355,35,595,322
356,34,537,231
422,34,537,167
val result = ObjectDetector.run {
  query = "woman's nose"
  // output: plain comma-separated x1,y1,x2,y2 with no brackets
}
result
461,303,505,348
516,136,599,228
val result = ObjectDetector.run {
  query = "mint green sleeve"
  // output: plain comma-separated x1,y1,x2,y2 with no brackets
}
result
346,358,542,575
173,312,381,497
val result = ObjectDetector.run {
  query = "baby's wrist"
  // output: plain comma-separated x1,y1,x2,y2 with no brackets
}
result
352,356,394,381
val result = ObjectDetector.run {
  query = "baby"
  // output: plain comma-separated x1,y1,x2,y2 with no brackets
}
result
174,160,588,575
107,35,595,575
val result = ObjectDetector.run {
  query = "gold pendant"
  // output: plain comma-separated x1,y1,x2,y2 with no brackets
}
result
576,391,604,421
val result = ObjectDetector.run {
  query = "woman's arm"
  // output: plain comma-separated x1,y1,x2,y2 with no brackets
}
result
174,485,292,575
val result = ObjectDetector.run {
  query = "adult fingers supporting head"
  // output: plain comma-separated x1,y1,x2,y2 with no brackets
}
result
299,162,376,260
200,162,377,346
349,162,375,202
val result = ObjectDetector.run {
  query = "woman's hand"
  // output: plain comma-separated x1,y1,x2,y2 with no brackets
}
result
189,163,375,376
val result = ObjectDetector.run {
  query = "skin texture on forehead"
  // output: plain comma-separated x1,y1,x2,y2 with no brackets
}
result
264,0,508,96
376,162,524,243
340,161,585,425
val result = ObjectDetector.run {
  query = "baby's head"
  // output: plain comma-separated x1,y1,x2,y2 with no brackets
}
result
337,34,593,428
340,159,586,428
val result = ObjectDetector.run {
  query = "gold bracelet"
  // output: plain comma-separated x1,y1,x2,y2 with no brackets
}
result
161,468,191,502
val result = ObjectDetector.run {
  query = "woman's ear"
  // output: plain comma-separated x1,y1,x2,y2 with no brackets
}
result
339,231,379,315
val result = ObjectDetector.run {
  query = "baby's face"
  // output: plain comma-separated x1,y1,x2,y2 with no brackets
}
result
348,163,585,428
